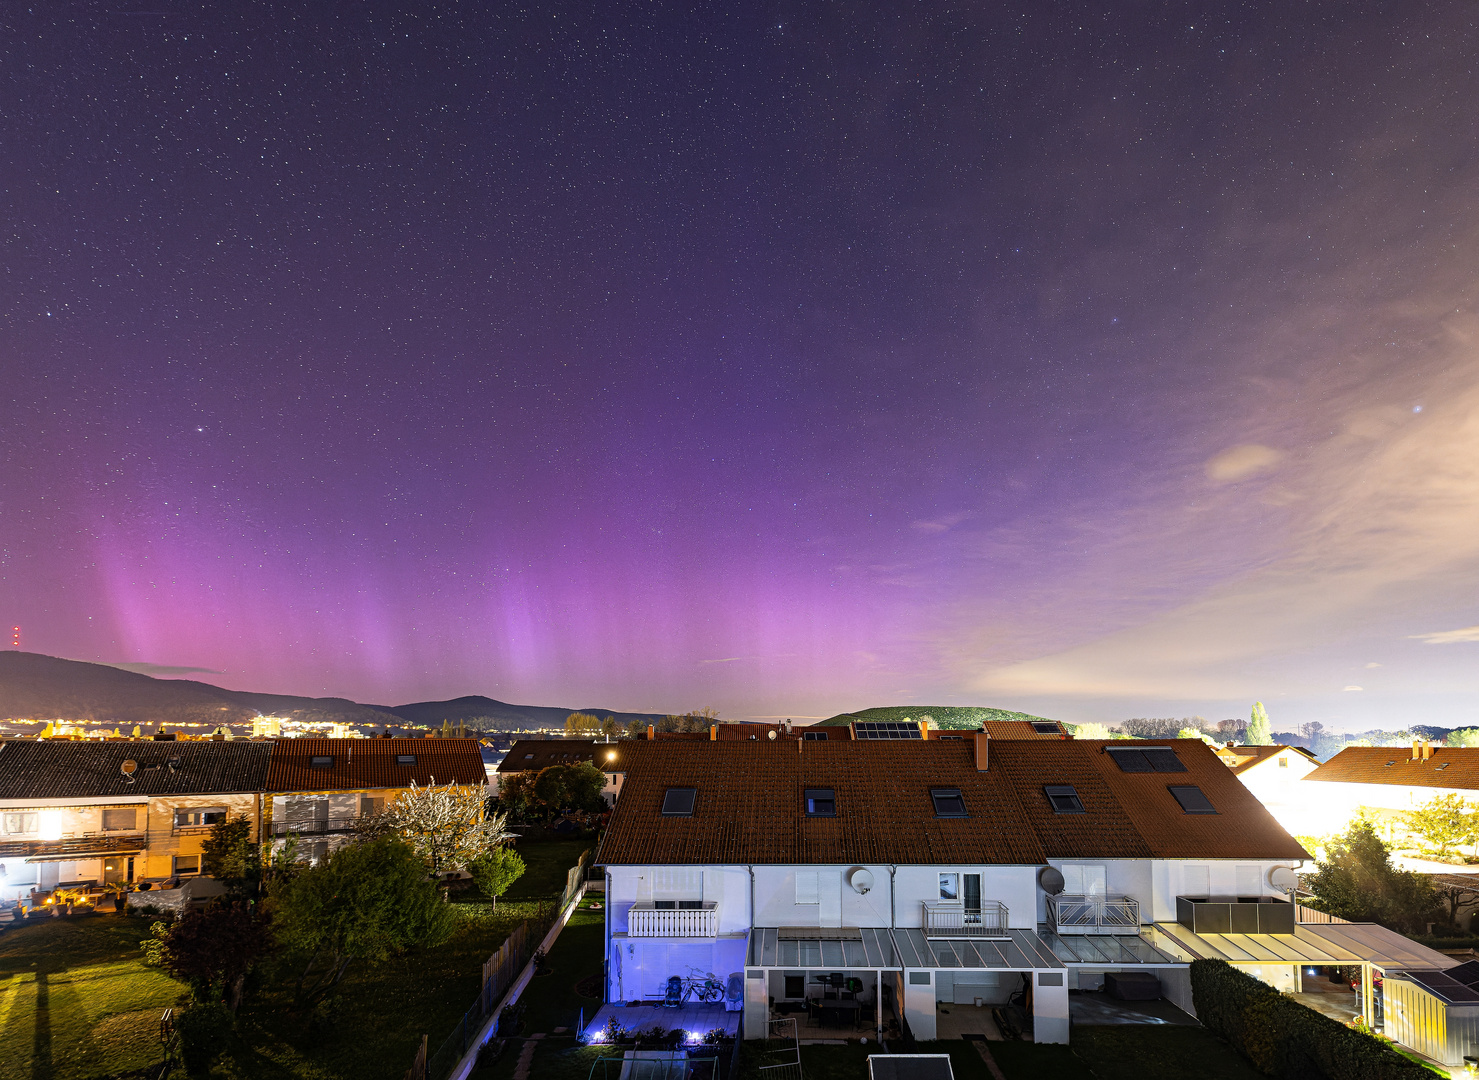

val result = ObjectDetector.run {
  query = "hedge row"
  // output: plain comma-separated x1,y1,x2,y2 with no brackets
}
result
1189,959,1434,1080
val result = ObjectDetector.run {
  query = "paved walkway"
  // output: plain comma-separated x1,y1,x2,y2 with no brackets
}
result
510,1033,542,1080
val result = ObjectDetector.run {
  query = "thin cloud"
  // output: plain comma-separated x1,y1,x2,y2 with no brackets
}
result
1410,625,1479,644
107,662,223,677
1343,685,1364,692
1205,444,1285,483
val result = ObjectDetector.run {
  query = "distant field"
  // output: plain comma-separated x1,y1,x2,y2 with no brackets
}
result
817,705,1060,729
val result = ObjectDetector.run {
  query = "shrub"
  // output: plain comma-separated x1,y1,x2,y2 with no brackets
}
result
174,1001,233,1075
1190,959,1433,1079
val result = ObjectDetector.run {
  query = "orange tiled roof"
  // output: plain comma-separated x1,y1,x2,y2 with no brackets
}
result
595,737,1308,866
266,738,485,792
1217,744,1318,775
1305,746,1479,790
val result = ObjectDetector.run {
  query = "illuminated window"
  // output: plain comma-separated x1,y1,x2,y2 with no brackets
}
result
3,812,38,835
174,807,227,828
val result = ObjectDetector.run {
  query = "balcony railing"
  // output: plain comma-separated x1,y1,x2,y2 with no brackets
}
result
1048,893,1140,934
922,900,1009,937
627,902,719,938
270,817,361,838
0,833,148,859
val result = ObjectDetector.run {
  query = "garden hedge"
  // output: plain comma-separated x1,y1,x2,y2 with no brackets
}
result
1190,959,1435,1080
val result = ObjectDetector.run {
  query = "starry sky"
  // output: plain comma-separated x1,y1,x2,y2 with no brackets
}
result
4,2,1478,728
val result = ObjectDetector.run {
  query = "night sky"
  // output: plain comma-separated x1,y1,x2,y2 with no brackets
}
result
4,3,1478,727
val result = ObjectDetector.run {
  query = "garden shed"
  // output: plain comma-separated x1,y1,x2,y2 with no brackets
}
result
1382,960,1479,1070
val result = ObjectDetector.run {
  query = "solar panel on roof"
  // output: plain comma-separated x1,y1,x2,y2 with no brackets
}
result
1445,960,1479,987
1107,746,1187,773
1408,970,1479,1004
1031,722,1060,734
853,721,923,740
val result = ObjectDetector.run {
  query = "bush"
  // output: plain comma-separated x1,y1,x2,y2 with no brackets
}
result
174,1001,233,1075
1190,959,1432,1079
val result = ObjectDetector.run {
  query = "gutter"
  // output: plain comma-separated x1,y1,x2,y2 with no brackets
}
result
888,865,897,928
748,865,756,931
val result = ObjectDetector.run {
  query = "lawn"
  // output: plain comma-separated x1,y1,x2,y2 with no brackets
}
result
0,839,591,1080
0,913,187,1080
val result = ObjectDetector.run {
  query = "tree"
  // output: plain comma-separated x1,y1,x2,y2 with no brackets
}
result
565,712,603,736
1299,721,1325,741
469,846,526,901
498,770,537,816
155,903,275,1010
1433,876,1479,930
600,715,621,738
1121,718,1182,738
270,837,454,1006
1246,702,1272,745
1217,718,1247,743
1448,729,1479,748
532,765,571,811
1304,819,1440,933
201,815,259,895
1406,794,1479,857
361,780,514,875
1070,722,1113,740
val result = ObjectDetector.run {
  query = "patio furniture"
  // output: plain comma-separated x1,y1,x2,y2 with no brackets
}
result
663,976,683,1008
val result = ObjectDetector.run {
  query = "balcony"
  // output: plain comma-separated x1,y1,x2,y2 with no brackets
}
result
921,901,1009,938
627,902,719,938
270,817,361,838
1048,893,1140,934
1176,895,1295,935
0,833,148,859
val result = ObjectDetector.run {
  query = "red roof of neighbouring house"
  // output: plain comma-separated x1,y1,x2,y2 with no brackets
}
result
1305,746,1479,790
266,738,485,791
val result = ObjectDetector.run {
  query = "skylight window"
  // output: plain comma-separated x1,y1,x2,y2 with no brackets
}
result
1106,747,1187,773
1044,785,1086,814
804,788,836,816
661,787,697,816
1168,785,1217,814
310,756,334,769
802,730,827,741
930,788,968,817
396,754,416,766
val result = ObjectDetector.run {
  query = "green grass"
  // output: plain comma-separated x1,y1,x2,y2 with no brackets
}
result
986,1027,1265,1080
517,900,605,1035
0,913,188,1080
0,839,591,1080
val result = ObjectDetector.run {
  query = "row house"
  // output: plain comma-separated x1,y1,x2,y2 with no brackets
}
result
493,739,625,804
1297,742,1479,839
591,735,1453,1047
0,737,486,901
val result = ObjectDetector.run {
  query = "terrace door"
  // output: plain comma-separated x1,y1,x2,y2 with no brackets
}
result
963,874,981,923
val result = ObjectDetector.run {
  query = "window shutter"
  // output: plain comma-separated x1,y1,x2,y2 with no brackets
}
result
795,870,820,905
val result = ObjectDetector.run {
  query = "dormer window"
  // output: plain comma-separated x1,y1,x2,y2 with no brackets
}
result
930,788,968,817
662,787,697,816
804,788,836,817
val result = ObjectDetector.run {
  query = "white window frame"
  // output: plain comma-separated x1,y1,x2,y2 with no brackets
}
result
3,812,38,835
939,873,959,901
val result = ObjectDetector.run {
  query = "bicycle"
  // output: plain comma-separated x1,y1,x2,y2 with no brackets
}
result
681,972,725,1004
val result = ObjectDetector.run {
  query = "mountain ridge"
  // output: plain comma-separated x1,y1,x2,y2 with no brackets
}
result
0,652,667,730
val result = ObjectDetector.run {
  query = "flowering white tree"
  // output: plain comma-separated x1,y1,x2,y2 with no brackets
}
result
360,780,515,875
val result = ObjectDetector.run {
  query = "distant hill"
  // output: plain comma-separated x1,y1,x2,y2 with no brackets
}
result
816,705,1060,730
378,695,667,730
0,652,666,731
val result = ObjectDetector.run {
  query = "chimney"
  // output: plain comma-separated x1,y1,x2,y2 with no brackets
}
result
710,725,717,741
974,731,990,771
918,719,930,740
1424,740,1434,761
647,724,655,741
1412,738,1422,761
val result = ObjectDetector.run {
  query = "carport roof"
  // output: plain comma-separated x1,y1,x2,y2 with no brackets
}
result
1151,920,1458,970
893,928,1064,970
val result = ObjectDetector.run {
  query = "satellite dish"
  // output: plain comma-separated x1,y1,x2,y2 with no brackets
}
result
1268,866,1298,890
1039,866,1066,896
767,729,777,741
849,868,875,895
120,759,137,783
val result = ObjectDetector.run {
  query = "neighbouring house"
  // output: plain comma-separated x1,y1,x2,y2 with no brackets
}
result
590,735,1456,1051
1214,744,1320,835
0,739,273,900
263,737,488,863
493,738,625,804
1298,741,1479,840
